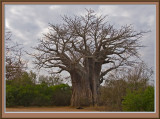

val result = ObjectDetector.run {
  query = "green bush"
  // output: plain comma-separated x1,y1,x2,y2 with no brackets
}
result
16,85,36,106
143,86,154,111
6,75,72,107
31,83,53,106
122,86,154,111
6,85,18,107
51,84,72,106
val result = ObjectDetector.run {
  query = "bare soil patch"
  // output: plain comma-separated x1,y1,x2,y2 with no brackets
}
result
6,106,105,112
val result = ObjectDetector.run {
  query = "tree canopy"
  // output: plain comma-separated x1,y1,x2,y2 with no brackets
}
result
33,9,145,80
32,9,147,106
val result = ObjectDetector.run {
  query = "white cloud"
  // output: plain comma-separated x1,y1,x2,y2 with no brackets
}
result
98,5,118,16
147,15,155,26
98,5,130,17
49,5,61,10
38,27,50,38
5,19,10,28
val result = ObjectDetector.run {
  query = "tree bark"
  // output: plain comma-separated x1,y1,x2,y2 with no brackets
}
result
70,71,93,106
70,57,102,107
88,58,101,106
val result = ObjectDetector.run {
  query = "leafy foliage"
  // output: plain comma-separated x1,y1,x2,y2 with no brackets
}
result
122,86,154,111
98,63,154,111
51,84,71,106
6,72,71,107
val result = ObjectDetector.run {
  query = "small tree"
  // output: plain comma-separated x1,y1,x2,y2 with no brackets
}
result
29,71,37,84
5,31,27,80
122,63,154,111
99,62,153,111
32,9,146,106
126,62,153,91
38,74,63,86
99,79,127,111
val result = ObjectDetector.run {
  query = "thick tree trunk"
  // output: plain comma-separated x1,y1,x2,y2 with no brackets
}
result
70,57,102,107
88,58,101,106
70,71,93,106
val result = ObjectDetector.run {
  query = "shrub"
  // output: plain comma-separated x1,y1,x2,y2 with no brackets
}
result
6,85,18,107
16,85,36,106
143,86,154,111
98,79,127,111
6,81,72,107
122,86,154,111
31,83,53,106
51,84,72,106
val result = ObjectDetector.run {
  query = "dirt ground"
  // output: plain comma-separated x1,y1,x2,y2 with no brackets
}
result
6,106,105,112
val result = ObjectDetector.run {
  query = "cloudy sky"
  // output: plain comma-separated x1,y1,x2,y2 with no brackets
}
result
4,4,156,80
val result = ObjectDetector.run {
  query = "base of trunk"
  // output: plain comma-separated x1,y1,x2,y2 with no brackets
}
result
71,86,93,107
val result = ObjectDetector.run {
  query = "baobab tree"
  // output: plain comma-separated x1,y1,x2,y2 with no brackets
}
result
32,9,146,107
